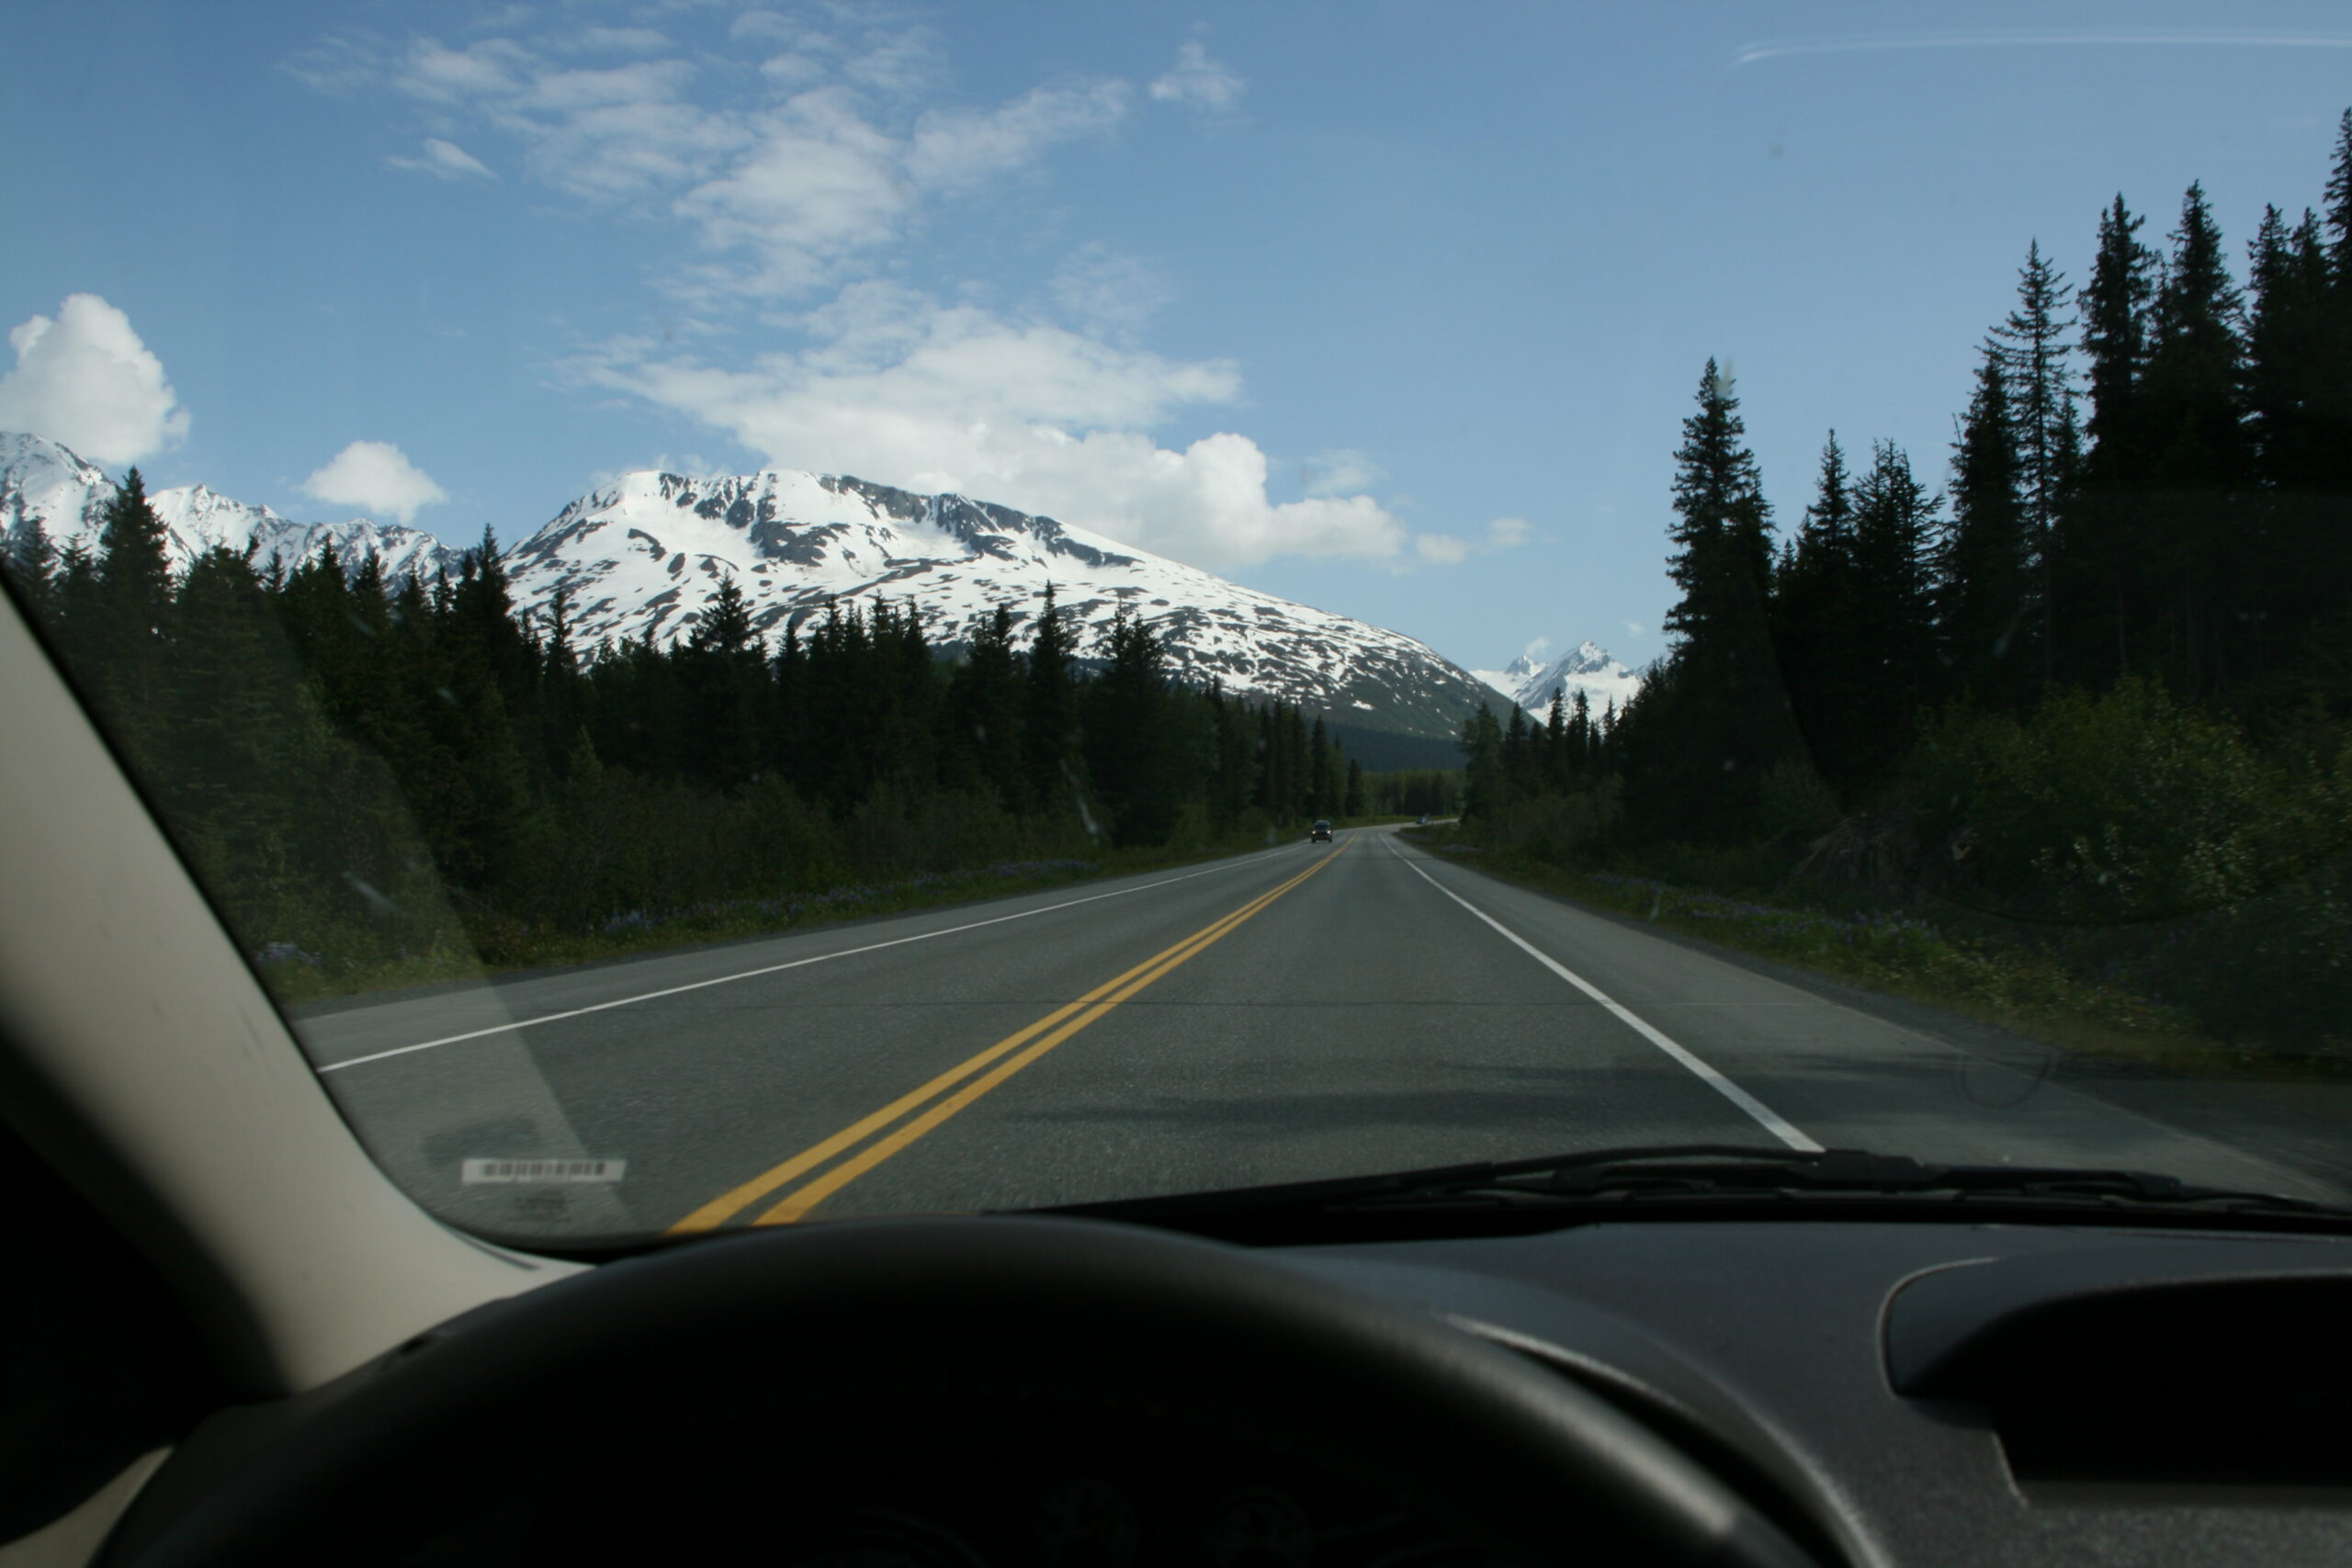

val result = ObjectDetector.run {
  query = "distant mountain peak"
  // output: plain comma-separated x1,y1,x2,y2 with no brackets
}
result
0,432,460,585
1471,639,1641,716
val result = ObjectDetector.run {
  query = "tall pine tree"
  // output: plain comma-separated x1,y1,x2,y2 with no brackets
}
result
1990,240,2079,682
1941,347,2034,705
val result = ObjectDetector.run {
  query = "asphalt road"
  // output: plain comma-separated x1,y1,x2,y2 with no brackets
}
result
295,826,2352,1241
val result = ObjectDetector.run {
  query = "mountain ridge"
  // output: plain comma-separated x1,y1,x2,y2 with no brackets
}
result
2,433,1498,741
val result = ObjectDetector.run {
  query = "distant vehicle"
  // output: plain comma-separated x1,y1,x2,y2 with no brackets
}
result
1310,819,1333,842
1417,815,1430,826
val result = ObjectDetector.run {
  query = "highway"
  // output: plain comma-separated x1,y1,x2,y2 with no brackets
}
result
293,826,2352,1241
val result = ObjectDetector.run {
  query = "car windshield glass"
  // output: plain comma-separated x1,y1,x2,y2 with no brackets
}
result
5,3,2351,1247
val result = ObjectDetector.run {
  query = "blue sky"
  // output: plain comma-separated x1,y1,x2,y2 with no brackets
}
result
4,1,2348,674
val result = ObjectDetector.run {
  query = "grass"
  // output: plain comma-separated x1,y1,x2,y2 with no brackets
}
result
1405,831,2352,1085
258,829,1328,1007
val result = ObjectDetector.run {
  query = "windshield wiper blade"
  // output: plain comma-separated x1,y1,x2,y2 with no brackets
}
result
1046,1143,2348,1232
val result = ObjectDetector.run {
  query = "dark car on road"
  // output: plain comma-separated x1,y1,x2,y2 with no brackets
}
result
1310,819,1333,841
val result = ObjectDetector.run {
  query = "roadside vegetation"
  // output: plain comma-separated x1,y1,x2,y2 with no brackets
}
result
1444,115,2352,1073
2,489,1385,1001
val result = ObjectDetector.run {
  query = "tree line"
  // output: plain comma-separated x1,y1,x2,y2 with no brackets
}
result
1461,112,2352,1049
3,476,1374,978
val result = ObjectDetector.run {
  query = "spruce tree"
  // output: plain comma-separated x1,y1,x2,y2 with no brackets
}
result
1771,432,1865,792
2062,194,2161,684
2,514,59,623
2136,182,2250,692
1848,441,1941,767
1308,715,1338,817
1990,241,2078,682
1024,584,1080,816
1941,347,2033,705
87,467,177,746
1459,701,1507,822
2080,197,2159,474
950,604,1027,808
1646,360,1796,837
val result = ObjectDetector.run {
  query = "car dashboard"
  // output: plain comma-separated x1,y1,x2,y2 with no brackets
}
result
73,1213,2352,1568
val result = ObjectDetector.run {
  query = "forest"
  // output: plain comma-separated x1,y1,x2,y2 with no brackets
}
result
3,494,1383,992
1457,112,2352,1055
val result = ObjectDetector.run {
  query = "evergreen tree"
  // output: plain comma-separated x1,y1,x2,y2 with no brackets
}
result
87,468,177,743
1990,241,2079,682
1544,687,1570,789
948,604,1027,808
2,515,59,622
1848,441,1941,765
1642,360,1796,836
2061,194,2161,684
2137,182,2250,692
2244,205,2341,686
1308,715,1339,817
1941,346,2034,705
684,573,765,788
1459,702,1507,821
2080,197,2160,473
1024,584,1080,815
1084,604,1173,844
2316,107,2352,498
1771,432,1866,792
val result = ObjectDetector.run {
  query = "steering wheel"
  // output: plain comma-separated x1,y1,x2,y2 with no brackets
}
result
111,1217,1817,1566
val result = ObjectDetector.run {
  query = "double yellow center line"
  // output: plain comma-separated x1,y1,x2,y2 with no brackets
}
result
669,837,1351,1232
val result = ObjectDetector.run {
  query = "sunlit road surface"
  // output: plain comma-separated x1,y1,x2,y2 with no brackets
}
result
295,827,2352,1240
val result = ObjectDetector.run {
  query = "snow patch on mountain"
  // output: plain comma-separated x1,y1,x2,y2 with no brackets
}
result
2,434,1500,739
0,433,460,583
1471,639,1641,717
506,467,1498,737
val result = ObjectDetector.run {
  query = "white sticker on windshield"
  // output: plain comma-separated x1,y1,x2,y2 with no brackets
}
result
461,1157,628,1185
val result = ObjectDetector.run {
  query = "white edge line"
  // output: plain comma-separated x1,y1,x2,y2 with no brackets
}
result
319,841,1317,1074
1385,835,1822,1153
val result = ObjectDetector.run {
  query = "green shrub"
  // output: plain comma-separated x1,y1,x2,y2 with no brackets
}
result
1910,680,2292,921
1482,781,1623,864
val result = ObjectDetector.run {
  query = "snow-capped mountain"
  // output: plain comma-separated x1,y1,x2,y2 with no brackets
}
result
506,468,1497,737
3,434,1498,739
0,434,458,583
1471,640,1642,717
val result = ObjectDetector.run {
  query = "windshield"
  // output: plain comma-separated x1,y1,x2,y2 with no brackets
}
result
4,3,2349,1246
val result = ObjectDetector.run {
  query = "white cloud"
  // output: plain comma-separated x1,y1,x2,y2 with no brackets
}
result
1409,516,1532,568
388,136,498,180
573,288,1405,569
671,89,908,292
301,440,448,525
1148,41,1245,112
907,78,1131,191
568,26,671,57
731,11,798,45
308,24,1157,303
0,294,188,465
294,19,1453,574
1051,243,1171,338
1401,517,1533,566
1521,636,1552,661
397,36,531,103
1301,448,1382,497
